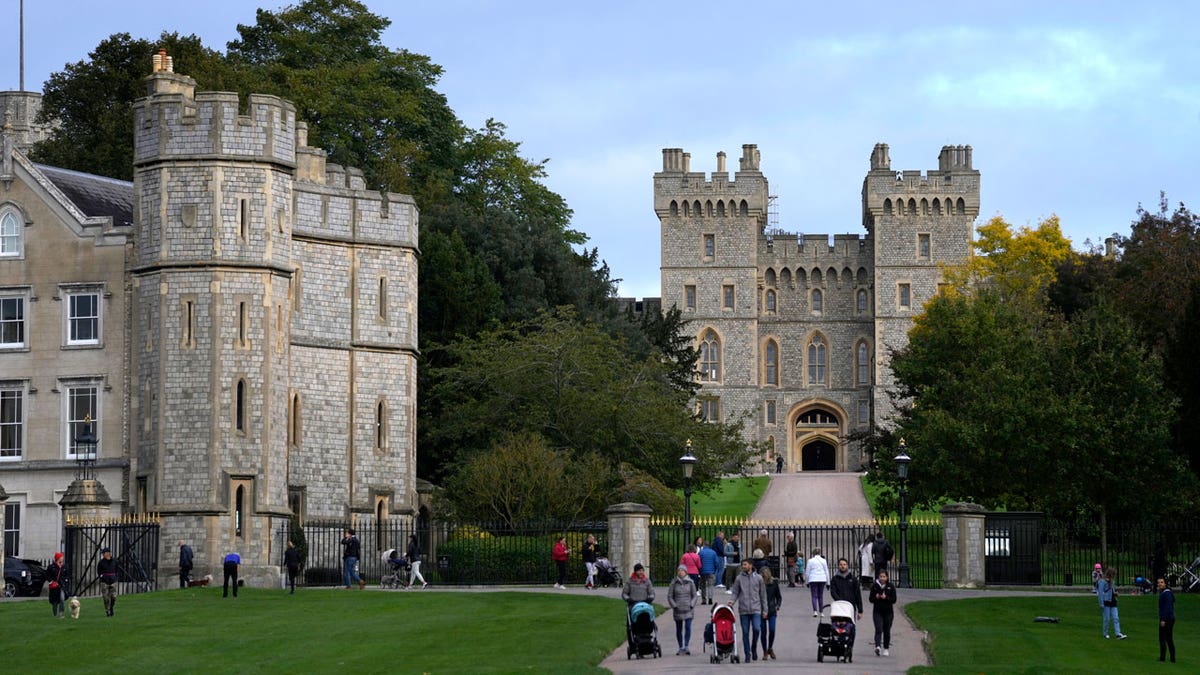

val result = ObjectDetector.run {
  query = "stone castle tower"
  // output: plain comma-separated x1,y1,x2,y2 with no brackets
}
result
656,143,977,471
130,53,418,584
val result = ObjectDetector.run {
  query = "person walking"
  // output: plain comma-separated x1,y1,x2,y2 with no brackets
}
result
1158,577,1176,662
753,529,773,558
868,569,898,656
342,528,364,590
98,546,118,616
680,544,702,589
552,536,571,589
775,455,784,473
829,557,863,620
222,551,241,598
711,531,726,589
284,540,301,594
872,532,894,575
1098,567,1128,639
858,534,875,589
622,563,655,606
728,559,768,661
46,552,70,618
178,539,194,589
582,534,598,589
723,533,741,589
784,533,799,587
406,533,428,589
760,567,783,659
698,538,721,605
806,547,830,617
667,564,698,655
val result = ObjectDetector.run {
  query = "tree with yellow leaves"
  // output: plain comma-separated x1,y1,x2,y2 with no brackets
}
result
944,214,1073,305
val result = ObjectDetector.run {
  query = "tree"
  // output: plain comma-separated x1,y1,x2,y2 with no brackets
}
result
945,214,1073,307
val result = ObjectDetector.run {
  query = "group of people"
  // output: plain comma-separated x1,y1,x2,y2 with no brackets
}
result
42,546,123,618
1093,565,1177,663
803,546,899,657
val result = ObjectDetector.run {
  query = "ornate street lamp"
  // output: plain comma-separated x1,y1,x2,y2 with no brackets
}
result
74,414,98,481
894,439,912,588
681,440,698,547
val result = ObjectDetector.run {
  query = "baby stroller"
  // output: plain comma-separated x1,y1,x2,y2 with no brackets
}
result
1168,556,1200,593
379,549,410,589
626,601,662,659
595,557,620,588
817,600,856,663
704,603,740,664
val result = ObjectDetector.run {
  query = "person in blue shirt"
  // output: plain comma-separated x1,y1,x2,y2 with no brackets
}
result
1158,577,1176,663
223,552,241,598
698,539,721,605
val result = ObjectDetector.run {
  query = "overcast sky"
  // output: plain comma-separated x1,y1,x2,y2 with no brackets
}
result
6,1,1198,298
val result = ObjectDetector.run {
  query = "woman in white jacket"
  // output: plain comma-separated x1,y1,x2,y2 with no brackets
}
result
806,547,831,617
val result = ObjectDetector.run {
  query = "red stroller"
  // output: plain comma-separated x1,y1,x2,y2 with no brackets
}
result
704,603,740,664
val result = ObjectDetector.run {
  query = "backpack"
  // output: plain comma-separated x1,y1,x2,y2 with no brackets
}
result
875,541,894,564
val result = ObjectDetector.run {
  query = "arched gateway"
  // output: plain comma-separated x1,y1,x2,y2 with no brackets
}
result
791,405,845,472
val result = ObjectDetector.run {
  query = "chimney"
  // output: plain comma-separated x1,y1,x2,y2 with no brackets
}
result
716,151,726,173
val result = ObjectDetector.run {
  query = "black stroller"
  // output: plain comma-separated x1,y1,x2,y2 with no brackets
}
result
595,557,620,588
626,602,662,659
379,548,410,589
817,600,856,663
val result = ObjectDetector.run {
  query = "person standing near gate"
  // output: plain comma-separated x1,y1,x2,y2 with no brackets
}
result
222,551,241,598
552,535,571,589
582,534,598,589
784,533,799,587
1158,577,1176,662
284,540,301,594
178,539,194,589
98,546,119,616
342,527,364,590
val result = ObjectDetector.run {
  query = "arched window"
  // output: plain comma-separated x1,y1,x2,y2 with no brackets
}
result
740,200,749,216
811,268,822,286
699,330,720,382
0,209,21,257
807,335,827,385
780,268,791,286
883,198,892,215
933,198,942,215
765,268,776,286
706,200,714,216
670,200,679,216
375,400,388,450
956,197,966,214
908,198,917,215
764,340,779,385
235,379,247,432
765,289,776,312
716,201,726,217
856,341,870,385
857,289,868,313
921,198,929,215
693,200,702,217
682,201,691,217
811,289,823,313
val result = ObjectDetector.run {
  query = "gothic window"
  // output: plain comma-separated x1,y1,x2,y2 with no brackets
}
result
684,285,696,311
740,200,749,217
933,198,942,215
706,200,714,216
765,289,776,313
918,233,931,260
670,200,679,217
857,289,868,313
765,401,777,425
683,200,690,217
883,198,893,215
0,209,21,257
807,335,827,385
898,283,912,310
699,330,720,382
693,200,702,217
703,234,715,259
856,340,871,385
956,197,966,214
811,289,823,314
908,198,917,215
764,340,779,385
765,268,776,286
717,201,726,217
921,198,930,215
780,268,791,286
235,485,245,537
722,285,735,310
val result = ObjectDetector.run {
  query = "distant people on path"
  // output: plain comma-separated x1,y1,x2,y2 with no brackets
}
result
582,534,598,589
681,544,702,588
859,534,875,588
667,564,698,655
753,529,773,558
698,540,721,605
723,533,742,589
806,547,830,616
222,551,241,598
407,533,428,589
776,455,784,473
829,557,863,619
760,567,782,660
728,559,768,662
342,527,364,589
622,563,654,606
178,539,194,589
46,552,69,618
784,533,799,587
552,536,571,589
98,546,118,617
872,532,894,574
1098,567,1127,639
284,540,301,594
1158,577,1176,662
869,569,898,656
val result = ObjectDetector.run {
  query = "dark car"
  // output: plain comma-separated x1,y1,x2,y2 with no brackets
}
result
4,556,47,597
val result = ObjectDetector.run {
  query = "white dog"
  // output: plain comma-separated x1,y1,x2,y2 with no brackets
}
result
68,596,81,619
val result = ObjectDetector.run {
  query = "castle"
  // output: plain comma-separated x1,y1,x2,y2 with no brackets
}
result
0,53,418,585
655,144,978,471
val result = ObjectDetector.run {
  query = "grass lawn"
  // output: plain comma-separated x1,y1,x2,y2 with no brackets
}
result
688,475,769,520
1,588,627,674
908,593,1192,672
860,474,944,521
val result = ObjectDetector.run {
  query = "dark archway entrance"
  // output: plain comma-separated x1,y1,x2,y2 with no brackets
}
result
802,440,837,471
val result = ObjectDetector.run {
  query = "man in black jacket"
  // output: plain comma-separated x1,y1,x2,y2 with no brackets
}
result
342,528,364,589
178,539,194,589
98,546,119,616
829,557,863,619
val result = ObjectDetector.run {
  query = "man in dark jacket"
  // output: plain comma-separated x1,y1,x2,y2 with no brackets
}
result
1158,577,1176,663
98,546,118,616
342,528,364,589
872,533,894,574
784,534,799,587
178,539,194,589
829,557,863,619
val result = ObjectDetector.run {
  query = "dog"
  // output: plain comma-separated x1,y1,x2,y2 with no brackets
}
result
68,597,81,619
188,574,213,587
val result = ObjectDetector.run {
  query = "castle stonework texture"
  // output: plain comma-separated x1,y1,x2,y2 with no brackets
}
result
655,144,977,471
0,56,418,586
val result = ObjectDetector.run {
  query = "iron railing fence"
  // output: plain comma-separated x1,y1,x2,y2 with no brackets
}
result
1040,519,1200,589
62,513,161,597
649,516,943,589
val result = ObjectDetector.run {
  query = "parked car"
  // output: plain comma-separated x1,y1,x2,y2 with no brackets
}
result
4,556,47,597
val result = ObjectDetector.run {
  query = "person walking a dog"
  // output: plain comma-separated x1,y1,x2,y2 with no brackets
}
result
342,527,364,589
223,551,241,598
46,552,70,618
178,539,194,589
98,546,118,616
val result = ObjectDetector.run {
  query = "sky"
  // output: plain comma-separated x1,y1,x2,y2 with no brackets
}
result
5,1,1199,299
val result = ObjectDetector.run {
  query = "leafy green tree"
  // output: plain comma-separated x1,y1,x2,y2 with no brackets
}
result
945,214,1073,306
1163,281,1200,472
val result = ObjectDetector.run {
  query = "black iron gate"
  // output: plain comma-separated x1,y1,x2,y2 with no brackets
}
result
985,512,1042,585
63,514,161,597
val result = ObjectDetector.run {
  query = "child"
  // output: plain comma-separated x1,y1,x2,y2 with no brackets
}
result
667,564,698,655
1092,563,1103,593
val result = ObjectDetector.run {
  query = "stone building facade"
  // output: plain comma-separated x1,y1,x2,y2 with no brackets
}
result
655,143,977,471
0,55,418,586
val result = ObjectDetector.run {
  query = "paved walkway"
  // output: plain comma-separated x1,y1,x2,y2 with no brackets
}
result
749,472,874,522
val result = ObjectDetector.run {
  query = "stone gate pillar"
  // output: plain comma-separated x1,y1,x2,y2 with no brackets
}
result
606,503,653,580
942,502,986,588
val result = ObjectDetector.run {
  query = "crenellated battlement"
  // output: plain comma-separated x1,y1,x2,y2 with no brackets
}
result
654,144,769,223
862,142,980,230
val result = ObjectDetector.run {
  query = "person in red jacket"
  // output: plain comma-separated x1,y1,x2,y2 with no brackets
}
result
553,536,571,589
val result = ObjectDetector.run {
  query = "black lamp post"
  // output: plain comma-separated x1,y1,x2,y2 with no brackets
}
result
681,440,697,547
894,439,912,588
74,414,98,481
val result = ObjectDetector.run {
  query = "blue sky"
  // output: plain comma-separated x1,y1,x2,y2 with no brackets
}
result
5,1,1198,298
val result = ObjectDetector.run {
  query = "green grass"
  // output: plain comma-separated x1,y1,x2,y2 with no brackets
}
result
688,475,769,519
861,474,944,521
908,593,1192,672
2,588,628,673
